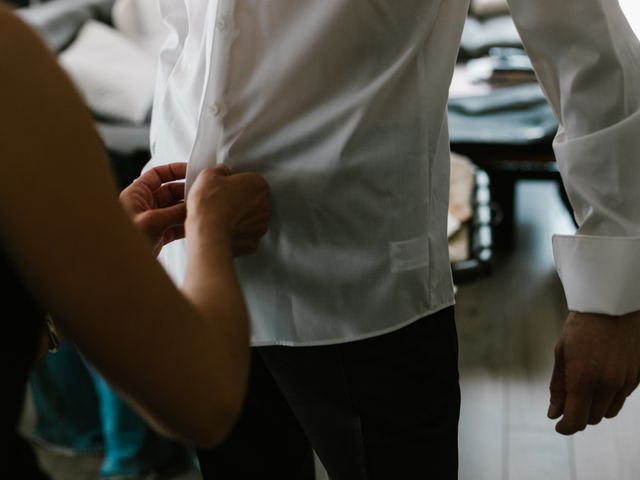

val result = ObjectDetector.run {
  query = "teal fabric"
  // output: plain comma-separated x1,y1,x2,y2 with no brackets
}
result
30,342,103,454
29,342,191,478
89,370,191,478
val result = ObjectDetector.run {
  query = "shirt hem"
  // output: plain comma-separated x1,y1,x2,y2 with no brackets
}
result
251,300,456,347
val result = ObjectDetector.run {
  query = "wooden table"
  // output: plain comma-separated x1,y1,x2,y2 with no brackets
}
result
451,142,571,250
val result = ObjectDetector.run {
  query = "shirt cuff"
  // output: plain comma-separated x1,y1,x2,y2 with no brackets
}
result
553,234,640,316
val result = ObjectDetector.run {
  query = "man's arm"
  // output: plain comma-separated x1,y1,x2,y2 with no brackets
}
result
548,311,640,433
506,0,640,434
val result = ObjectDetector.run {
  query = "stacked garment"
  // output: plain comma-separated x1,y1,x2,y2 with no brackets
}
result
449,3,558,149
58,0,166,126
17,0,166,181
459,0,518,60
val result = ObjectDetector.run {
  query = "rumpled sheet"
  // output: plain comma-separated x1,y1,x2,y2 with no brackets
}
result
54,0,166,124
59,20,156,124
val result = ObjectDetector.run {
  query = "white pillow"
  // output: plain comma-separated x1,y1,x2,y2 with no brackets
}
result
112,0,169,58
59,20,156,124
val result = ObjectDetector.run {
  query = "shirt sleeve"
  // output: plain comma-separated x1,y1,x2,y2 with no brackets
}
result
506,0,640,315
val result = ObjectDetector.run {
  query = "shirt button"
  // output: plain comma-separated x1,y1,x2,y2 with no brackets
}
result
216,17,229,31
210,103,222,116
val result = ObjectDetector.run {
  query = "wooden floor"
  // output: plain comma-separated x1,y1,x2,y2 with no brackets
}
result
27,180,640,479
457,180,640,480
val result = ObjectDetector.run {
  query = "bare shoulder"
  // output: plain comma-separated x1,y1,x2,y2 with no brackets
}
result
0,6,51,66
0,7,73,111
0,5,29,40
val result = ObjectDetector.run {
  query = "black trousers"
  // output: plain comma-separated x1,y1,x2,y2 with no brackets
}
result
198,306,460,480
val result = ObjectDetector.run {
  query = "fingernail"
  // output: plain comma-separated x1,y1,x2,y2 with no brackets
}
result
548,404,560,419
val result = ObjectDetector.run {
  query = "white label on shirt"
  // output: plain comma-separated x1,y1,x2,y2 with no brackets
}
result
389,236,430,272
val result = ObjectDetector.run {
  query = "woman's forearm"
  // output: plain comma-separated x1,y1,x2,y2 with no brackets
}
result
181,228,251,442
0,10,251,448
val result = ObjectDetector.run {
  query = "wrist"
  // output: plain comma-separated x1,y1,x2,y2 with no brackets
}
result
186,216,233,253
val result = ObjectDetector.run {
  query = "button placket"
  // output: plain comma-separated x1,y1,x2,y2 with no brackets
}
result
209,102,222,117
195,0,233,175
216,16,229,31
208,3,232,121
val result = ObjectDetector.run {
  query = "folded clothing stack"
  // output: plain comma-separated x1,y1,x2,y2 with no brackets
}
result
464,47,536,87
18,0,166,127
448,83,557,146
17,0,168,187
59,20,156,125
16,0,114,53
459,10,521,61
451,4,557,148
470,0,509,18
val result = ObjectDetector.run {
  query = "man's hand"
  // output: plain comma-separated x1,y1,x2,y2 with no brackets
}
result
120,163,188,256
548,311,640,435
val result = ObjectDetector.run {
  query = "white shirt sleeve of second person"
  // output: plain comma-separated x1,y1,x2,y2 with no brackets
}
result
506,0,640,316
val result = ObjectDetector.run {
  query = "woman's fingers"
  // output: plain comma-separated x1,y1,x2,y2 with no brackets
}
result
137,163,188,191
154,182,186,208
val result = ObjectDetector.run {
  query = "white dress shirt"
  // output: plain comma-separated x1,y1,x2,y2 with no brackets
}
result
148,0,640,346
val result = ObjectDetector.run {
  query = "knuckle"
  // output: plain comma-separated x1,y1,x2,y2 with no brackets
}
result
624,382,637,396
563,420,580,433
588,417,602,426
556,423,572,435
203,168,224,182
200,168,215,179
601,376,625,391
253,175,270,192
566,377,589,394
578,368,599,387
554,344,563,358
549,384,563,395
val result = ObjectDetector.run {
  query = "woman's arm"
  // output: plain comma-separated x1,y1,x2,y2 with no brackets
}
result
0,9,269,447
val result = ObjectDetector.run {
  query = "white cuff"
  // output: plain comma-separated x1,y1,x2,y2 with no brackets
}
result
553,235,640,316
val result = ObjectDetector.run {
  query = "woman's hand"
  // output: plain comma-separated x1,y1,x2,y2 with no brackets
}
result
188,165,272,256
120,163,188,256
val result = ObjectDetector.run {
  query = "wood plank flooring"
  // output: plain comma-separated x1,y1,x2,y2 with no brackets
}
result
458,180,640,480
